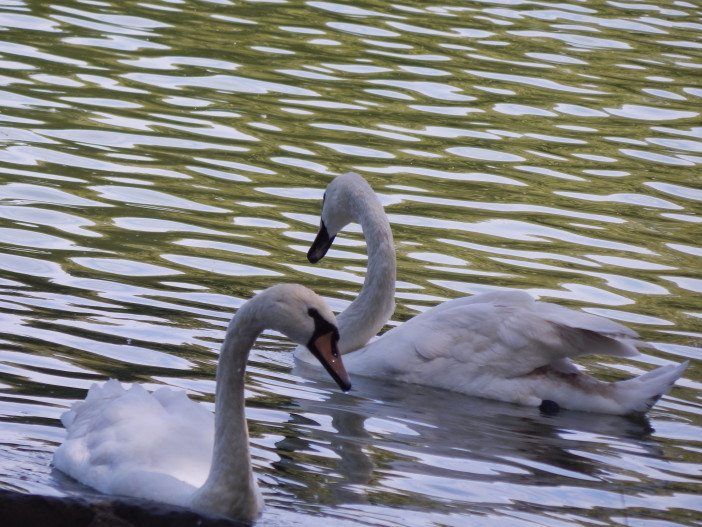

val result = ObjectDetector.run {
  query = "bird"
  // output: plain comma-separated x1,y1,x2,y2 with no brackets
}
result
295,172,688,415
54,284,350,522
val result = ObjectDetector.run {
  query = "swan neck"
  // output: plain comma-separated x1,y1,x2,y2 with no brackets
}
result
193,310,262,520
337,192,396,353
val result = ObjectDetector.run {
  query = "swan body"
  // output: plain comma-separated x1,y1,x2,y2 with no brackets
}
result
55,380,217,505
295,173,688,415
54,284,350,522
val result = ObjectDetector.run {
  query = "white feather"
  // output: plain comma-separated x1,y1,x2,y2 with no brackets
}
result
296,173,690,415
54,382,211,506
54,284,343,521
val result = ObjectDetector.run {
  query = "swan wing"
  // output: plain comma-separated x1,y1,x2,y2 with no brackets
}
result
409,290,533,320
363,292,643,379
54,380,214,506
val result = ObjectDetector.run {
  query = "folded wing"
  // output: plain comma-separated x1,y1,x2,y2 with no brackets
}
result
369,292,644,379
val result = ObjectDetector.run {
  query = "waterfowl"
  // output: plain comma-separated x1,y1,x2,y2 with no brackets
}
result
54,284,350,522
295,173,687,415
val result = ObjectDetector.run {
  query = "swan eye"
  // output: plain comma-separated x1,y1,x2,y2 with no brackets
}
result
307,308,336,338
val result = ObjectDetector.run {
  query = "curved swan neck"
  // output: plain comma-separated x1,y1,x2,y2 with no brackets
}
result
192,304,262,520
337,187,396,353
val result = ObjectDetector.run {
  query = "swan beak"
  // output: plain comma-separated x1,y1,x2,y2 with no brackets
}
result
311,332,351,392
307,221,335,264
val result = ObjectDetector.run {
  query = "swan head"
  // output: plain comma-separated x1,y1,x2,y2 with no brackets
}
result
254,284,351,391
308,172,375,263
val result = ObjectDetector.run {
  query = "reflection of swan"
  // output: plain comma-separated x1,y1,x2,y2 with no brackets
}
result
295,173,687,415
54,284,351,522
273,372,662,522
337,374,661,469
273,382,376,509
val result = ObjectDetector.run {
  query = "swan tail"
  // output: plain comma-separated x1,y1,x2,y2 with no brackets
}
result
60,379,126,428
615,361,689,414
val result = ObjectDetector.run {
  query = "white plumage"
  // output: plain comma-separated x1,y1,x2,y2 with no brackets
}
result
55,380,212,506
54,284,347,521
296,173,688,415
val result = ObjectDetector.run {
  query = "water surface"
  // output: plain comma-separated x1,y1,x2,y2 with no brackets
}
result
0,0,700,526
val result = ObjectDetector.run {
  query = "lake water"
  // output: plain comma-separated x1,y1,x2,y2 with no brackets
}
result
0,0,700,525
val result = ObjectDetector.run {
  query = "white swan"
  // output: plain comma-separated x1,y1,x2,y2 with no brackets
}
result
54,284,350,522
295,173,688,415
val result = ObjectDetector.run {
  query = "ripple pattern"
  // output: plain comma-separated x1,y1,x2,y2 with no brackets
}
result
0,1,700,526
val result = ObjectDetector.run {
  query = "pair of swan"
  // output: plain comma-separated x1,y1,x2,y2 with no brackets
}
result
54,173,688,522
295,172,688,416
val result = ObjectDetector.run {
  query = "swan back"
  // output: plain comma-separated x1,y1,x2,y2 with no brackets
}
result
54,381,212,507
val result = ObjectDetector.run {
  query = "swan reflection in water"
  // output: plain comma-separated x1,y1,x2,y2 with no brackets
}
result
270,364,663,524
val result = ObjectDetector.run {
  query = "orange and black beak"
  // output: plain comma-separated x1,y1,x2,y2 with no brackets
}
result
307,330,351,392
307,221,335,264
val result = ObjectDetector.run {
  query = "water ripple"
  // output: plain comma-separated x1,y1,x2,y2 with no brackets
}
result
0,0,699,526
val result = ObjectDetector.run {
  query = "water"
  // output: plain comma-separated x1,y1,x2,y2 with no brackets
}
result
0,0,700,525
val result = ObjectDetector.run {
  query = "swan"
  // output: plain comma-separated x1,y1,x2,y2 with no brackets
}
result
295,172,688,415
54,284,351,522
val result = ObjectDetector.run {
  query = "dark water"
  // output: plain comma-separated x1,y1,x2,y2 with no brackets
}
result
0,0,700,525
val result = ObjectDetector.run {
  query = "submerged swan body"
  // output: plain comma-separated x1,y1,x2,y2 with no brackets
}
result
54,284,350,522
295,173,688,415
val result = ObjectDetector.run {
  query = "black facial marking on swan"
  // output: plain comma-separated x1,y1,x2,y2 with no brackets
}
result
307,307,339,349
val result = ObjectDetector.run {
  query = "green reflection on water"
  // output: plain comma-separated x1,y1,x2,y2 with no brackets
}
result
0,0,700,525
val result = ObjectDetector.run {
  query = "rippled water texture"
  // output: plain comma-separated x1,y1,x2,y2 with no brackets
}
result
0,0,700,525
